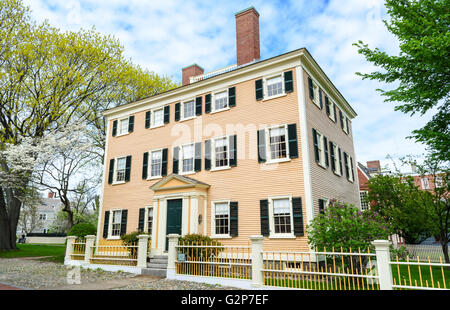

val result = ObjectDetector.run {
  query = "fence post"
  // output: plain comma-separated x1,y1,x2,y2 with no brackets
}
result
65,236,77,264
166,234,180,279
137,234,150,268
250,235,264,287
372,240,393,290
84,235,96,264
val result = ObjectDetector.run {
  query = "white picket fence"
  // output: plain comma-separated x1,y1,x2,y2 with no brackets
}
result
400,244,449,263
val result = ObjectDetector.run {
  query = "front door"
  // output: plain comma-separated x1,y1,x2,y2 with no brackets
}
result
166,199,182,251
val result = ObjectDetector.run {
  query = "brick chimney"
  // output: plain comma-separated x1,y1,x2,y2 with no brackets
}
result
366,160,381,173
235,7,260,66
48,192,55,199
182,64,204,86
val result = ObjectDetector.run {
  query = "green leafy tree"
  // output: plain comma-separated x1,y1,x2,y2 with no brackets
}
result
354,0,450,161
307,200,392,252
367,174,435,244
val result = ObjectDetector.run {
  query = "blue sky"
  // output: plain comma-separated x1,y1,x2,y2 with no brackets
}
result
23,0,433,171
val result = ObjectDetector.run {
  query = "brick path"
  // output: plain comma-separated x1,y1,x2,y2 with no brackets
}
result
0,282,23,290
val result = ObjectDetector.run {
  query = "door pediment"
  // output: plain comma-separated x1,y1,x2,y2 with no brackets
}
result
150,174,210,192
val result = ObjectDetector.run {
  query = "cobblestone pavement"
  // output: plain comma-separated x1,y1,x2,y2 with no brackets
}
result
0,258,239,290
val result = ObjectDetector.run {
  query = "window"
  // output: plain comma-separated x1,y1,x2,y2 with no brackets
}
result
268,126,288,161
435,176,443,188
153,108,164,127
213,137,229,168
214,202,229,236
214,91,228,111
116,157,127,182
272,198,292,235
313,129,326,168
328,100,336,121
344,152,354,182
111,210,122,237
181,144,195,173
39,214,47,220
421,177,430,190
331,142,341,175
360,191,369,211
147,208,153,235
183,100,195,119
119,118,129,135
266,76,283,97
150,150,162,177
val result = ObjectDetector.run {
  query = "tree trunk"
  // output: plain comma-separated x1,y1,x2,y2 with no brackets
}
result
440,239,449,265
0,187,23,251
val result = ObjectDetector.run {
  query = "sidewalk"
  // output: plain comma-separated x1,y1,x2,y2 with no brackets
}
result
0,282,26,290
41,275,161,290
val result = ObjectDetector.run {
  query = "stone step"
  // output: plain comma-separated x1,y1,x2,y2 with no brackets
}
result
151,255,168,260
141,268,166,278
147,263,167,269
150,258,168,264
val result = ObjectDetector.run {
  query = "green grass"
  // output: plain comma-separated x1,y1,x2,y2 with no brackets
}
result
0,244,66,264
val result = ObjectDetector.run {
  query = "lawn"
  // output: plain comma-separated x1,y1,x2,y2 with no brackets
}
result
0,244,66,264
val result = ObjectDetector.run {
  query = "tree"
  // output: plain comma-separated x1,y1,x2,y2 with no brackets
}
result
17,187,44,234
307,200,392,252
0,0,177,250
367,173,435,244
354,0,450,161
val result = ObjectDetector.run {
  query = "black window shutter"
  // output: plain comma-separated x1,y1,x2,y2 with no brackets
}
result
284,71,293,93
229,202,238,237
142,152,149,179
195,97,202,116
312,128,320,163
319,88,323,109
145,111,151,129
292,197,304,236
108,159,115,184
112,120,118,137
260,199,269,236
162,148,168,176
257,129,267,163
318,199,325,215
120,210,128,236
229,135,237,167
339,110,344,129
164,105,170,124
194,142,202,172
255,79,263,100
125,156,132,182
338,147,343,176
329,141,336,172
308,77,314,100
346,118,349,133
103,211,109,238
228,87,236,107
205,140,211,170
333,104,337,122
175,103,181,121
287,124,298,159
325,96,330,116
344,152,349,179
128,116,134,133
173,146,179,174
205,94,211,113
350,156,355,181
138,208,145,232
324,136,329,167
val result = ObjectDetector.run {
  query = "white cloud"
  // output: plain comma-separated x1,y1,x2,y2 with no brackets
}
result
21,0,430,164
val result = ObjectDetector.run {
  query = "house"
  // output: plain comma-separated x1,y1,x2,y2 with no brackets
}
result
97,7,360,255
357,160,384,210
17,192,62,235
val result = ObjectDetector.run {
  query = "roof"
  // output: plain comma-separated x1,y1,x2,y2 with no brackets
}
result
27,197,62,212
358,162,372,180
102,48,357,119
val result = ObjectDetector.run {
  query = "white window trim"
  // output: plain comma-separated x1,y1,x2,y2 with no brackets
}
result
117,117,130,137
150,107,165,129
421,177,430,190
360,191,369,211
315,129,327,169
178,142,196,175
210,136,231,171
262,72,287,101
331,142,342,176
210,200,231,239
311,79,321,109
147,148,163,180
345,152,354,183
265,124,291,164
268,195,295,239
113,156,127,185
210,89,230,114
319,197,330,213
108,208,123,239
328,99,336,122
180,98,196,122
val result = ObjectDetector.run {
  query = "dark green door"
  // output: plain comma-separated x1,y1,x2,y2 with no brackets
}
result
166,199,182,251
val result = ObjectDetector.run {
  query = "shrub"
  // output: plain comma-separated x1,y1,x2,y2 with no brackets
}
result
178,234,223,260
121,231,147,257
67,223,97,239
390,245,409,261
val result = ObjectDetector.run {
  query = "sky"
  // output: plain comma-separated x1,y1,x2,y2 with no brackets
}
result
22,0,434,172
